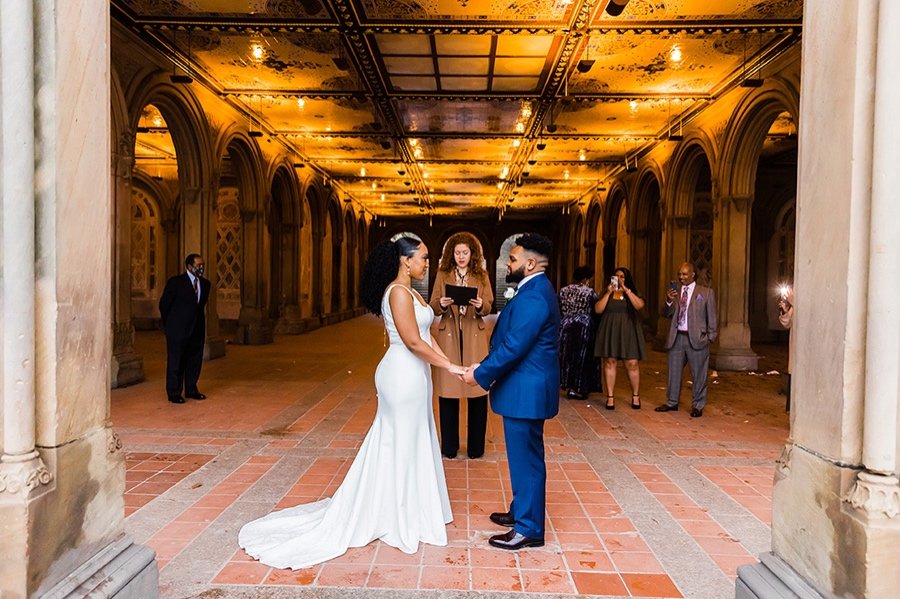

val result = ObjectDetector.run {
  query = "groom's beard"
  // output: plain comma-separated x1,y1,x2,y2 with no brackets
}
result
506,264,527,284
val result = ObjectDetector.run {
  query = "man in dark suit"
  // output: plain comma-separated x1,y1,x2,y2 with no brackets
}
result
159,254,211,404
463,234,560,550
656,262,718,417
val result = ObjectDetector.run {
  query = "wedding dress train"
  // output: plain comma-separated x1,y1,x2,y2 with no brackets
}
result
238,284,452,569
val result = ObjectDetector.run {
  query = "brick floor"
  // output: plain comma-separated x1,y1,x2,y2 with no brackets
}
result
114,314,790,598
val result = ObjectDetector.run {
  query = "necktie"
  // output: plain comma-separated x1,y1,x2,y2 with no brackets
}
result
679,286,688,327
192,277,199,302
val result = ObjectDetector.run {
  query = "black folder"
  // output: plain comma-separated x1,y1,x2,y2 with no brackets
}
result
445,284,477,306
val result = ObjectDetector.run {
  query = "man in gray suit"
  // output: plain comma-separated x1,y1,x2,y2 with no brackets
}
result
656,262,718,418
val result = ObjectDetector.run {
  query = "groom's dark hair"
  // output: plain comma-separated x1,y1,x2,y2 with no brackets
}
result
516,233,552,260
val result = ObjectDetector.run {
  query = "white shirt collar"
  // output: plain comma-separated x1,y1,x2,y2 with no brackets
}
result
517,271,545,290
186,269,198,284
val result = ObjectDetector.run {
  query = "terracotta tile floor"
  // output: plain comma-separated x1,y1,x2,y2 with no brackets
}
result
113,315,790,598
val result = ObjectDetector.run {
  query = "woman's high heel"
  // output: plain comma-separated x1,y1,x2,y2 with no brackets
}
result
631,394,641,410
605,396,615,410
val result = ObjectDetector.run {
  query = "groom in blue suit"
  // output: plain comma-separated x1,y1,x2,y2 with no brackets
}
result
463,233,560,550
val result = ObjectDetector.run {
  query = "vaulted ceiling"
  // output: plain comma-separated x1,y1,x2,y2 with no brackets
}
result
113,0,802,219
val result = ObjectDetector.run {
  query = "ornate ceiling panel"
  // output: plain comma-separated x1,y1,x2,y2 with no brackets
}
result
115,0,803,219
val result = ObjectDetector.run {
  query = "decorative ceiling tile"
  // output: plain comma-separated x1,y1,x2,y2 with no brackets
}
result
491,77,541,92
119,0,329,19
438,57,490,76
114,0,802,218
383,56,436,74
494,57,546,77
390,76,439,91
593,0,803,22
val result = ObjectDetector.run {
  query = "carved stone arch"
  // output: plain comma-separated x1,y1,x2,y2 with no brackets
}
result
630,170,664,329
602,184,630,275
666,131,719,219
718,79,800,199
584,200,603,279
111,69,130,154
126,74,214,195
267,159,301,226
214,128,266,212
629,162,665,232
268,164,301,326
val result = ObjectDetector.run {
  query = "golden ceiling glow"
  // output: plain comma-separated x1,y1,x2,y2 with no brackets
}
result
116,0,802,217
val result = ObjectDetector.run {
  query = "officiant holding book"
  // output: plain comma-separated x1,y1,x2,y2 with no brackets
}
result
430,232,494,459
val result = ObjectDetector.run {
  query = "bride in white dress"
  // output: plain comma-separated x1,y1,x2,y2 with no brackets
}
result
239,236,463,570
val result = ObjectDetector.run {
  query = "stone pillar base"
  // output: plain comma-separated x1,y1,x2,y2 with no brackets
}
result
714,347,759,371
40,535,158,599
203,335,226,360
234,320,274,344
111,348,144,388
736,553,823,599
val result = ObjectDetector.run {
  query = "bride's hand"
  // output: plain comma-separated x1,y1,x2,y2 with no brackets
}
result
447,365,466,376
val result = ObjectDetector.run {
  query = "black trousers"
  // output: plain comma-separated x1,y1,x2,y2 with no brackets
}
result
439,395,488,458
165,330,204,397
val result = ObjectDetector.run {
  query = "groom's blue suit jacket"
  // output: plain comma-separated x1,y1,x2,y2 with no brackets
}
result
474,274,561,420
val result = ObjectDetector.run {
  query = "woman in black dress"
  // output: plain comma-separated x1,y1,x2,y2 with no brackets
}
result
558,266,600,399
594,267,646,410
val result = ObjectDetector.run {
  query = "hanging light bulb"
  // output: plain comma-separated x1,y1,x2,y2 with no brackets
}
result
250,42,265,62
629,100,638,112
669,44,683,63
380,193,385,201
515,122,525,134
564,169,570,180
359,166,366,177
296,97,306,109
579,149,586,161
371,182,377,190
500,166,509,179
513,139,521,147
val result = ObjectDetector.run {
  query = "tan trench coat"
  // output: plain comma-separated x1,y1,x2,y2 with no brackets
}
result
429,269,493,398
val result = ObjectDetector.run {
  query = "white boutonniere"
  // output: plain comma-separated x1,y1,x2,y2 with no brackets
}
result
503,287,517,299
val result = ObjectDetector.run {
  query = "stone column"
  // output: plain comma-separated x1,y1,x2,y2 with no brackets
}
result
655,215,690,345
1,1,156,596
737,2,900,597
275,223,304,334
712,194,758,371
236,207,274,344
110,131,145,387
200,185,226,359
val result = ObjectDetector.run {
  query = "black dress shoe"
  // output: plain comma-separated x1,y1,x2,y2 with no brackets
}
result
185,392,207,400
654,404,678,412
489,511,515,527
488,529,544,550
168,395,186,404
690,408,703,418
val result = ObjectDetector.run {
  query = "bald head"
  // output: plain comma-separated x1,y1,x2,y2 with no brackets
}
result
677,262,696,286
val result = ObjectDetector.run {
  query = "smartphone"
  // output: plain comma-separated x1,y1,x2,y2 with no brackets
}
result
610,276,619,290
668,280,678,291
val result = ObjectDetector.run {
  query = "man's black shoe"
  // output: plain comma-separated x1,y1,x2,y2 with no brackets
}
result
654,404,677,412
488,529,544,550
168,395,186,404
490,511,515,527
690,408,703,418
185,392,207,400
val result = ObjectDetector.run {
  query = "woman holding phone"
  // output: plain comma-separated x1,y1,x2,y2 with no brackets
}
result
594,267,646,409
429,232,494,459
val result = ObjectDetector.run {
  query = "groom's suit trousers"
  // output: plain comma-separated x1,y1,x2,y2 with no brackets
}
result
503,416,547,539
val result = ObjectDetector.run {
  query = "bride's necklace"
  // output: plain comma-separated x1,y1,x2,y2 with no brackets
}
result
455,267,468,284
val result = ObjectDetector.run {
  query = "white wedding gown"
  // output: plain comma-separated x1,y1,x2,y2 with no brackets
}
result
239,284,452,569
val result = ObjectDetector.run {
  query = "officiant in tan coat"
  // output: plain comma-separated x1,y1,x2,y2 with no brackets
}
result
429,232,494,459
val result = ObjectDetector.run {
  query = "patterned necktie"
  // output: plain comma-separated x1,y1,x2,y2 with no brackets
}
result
679,286,688,327
192,277,199,302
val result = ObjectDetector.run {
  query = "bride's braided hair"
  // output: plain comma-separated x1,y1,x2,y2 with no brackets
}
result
360,236,420,316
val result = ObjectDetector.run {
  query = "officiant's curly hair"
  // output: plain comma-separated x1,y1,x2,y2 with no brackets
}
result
360,236,421,316
437,232,486,277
